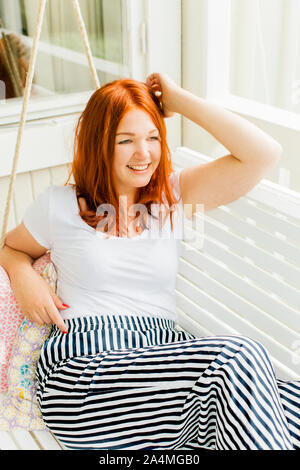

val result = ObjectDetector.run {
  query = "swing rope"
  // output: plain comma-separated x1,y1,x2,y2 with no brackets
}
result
0,0,100,249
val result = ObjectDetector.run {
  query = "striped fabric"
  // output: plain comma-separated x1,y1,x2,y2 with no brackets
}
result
36,314,300,450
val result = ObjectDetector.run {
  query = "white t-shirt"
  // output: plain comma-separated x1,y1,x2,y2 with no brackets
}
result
23,168,185,322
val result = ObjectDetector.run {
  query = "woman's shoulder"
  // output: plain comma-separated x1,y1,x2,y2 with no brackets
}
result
51,184,74,197
45,184,75,210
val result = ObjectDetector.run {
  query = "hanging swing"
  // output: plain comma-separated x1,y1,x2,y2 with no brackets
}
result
1,0,299,452
0,0,101,434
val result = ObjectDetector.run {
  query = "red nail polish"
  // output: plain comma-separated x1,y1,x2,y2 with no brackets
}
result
62,330,68,334
62,303,70,308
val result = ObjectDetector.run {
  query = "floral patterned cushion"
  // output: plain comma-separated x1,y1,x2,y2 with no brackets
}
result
0,255,57,430
0,266,23,392
0,252,53,392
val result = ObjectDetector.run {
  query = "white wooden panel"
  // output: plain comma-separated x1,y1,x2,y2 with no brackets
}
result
194,219,300,311
177,255,300,350
31,167,52,198
247,177,300,221
176,306,213,338
207,208,300,265
226,198,300,245
0,164,72,231
0,432,19,450
0,394,62,450
32,430,63,450
174,146,300,381
0,117,77,178
203,216,300,289
50,164,72,186
179,242,299,333
11,430,40,450
14,172,35,225
176,270,299,377
176,290,237,336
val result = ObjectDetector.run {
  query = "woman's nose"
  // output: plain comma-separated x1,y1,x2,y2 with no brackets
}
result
134,141,150,157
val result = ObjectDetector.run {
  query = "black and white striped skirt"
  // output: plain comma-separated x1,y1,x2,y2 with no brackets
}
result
36,314,300,450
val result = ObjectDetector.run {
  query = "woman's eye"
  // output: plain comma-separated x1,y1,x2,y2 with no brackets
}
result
118,136,159,144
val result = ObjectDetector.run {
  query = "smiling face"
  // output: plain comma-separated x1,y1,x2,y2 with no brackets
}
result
112,108,161,209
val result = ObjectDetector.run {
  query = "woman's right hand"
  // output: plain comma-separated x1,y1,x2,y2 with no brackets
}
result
146,72,182,118
10,267,69,333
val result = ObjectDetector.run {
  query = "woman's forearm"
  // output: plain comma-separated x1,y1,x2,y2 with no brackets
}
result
172,88,282,164
0,244,34,281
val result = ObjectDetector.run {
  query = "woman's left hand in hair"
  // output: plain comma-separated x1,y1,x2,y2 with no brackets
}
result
146,72,181,118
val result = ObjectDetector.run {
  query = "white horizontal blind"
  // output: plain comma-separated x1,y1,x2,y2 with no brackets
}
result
174,146,300,381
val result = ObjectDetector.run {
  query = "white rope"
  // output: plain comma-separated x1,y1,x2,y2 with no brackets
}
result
72,0,100,89
0,0,101,249
0,0,47,249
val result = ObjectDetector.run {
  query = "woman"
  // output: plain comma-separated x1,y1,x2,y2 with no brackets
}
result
1,73,299,450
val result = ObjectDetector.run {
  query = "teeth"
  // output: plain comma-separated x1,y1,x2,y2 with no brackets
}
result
128,164,149,170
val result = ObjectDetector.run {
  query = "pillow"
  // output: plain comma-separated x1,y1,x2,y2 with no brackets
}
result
0,266,23,392
0,255,58,430
0,252,52,392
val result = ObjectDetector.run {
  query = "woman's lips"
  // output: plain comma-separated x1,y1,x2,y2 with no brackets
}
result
127,163,151,174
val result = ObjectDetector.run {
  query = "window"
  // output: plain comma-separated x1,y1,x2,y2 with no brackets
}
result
230,0,300,115
0,0,133,124
0,0,182,175
183,0,300,193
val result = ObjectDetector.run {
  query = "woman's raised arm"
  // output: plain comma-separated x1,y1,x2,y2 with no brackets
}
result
146,72,282,214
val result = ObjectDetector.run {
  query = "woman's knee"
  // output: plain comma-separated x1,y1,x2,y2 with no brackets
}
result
227,334,271,363
193,334,270,360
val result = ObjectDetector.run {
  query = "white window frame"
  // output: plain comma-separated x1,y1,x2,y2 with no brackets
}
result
0,0,181,177
145,0,182,151
0,0,146,126
206,0,300,132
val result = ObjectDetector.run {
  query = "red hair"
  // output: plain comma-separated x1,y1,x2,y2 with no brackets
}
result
65,78,180,237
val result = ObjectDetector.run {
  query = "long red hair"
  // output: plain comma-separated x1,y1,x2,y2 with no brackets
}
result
65,78,180,236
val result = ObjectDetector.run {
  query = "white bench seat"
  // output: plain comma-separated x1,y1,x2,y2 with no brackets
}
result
1,146,299,449
0,429,62,450
174,147,300,381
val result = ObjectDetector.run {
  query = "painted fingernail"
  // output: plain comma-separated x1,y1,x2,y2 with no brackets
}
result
62,303,70,308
